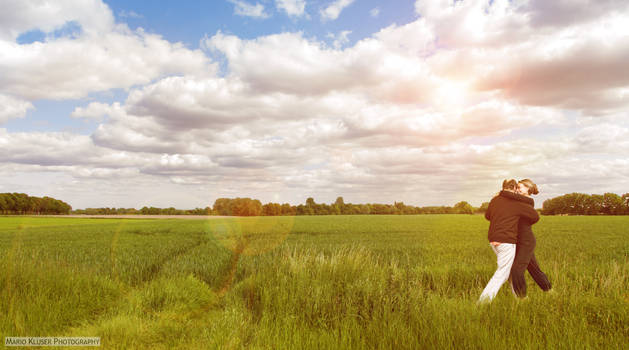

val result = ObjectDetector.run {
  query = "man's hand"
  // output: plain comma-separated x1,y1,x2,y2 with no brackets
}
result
490,241,501,247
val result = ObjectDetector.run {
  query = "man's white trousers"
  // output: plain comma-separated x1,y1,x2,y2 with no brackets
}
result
479,243,516,303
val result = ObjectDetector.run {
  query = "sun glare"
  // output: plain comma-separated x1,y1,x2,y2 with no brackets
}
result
435,80,470,109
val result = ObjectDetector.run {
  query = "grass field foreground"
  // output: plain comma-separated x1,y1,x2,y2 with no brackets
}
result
0,215,627,349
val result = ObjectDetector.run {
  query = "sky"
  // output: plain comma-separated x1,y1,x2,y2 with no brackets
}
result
1,0,628,210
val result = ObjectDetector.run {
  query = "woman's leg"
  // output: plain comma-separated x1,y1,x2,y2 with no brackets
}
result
510,242,535,298
479,243,516,303
527,253,552,291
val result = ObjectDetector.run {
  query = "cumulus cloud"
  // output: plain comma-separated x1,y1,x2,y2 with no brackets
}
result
413,0,629,115
575,123,629,153
204,30,439,99
71,102,118,121
0,0,114,41
205,31,362,94
228,0,269,18
0,0,214,101
0,31,213,100
93,74,553,154
0,94,34,124
276,0,307,17
0,128,137,168
320,0,355,21
522,0,629,28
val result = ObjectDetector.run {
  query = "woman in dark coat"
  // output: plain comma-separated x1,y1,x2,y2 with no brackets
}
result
510,179,552,298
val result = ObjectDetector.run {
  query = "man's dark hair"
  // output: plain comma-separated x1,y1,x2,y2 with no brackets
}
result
502,179,517,191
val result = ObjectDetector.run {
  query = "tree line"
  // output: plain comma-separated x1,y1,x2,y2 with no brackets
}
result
71,207,212,216
0,193,72,215
68,197,480,216
5,192,628,217
210,197,480,216
542,192,629,215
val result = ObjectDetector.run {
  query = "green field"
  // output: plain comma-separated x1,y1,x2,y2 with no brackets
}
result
0,215,627,349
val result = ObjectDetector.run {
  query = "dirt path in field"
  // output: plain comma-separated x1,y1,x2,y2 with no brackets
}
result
218,238,248,297
36,215,232,220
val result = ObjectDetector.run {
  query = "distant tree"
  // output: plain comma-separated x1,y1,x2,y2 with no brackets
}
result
333,196,345,215
262,202,282,216
394,202,405,215
39,197,54,214
213,198,233,216
318,203,331,215
28,196,40,214
147,207,160,215
542,197,558,215
541,192,629,215
453,201,474,214
572,193,589,215
14,193,29,214
295,204,309,215
588,195,603,215
401,204,418,215
280,203,296,216
602,193,623,215
560,193,577,214
543,193,588,215
371,203,395,215
0,194,8,214
359,204,371,215
229,198,262,216
477,202,489,214
0,193,70,215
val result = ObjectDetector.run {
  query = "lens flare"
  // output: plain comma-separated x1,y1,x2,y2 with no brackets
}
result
207,215,295,257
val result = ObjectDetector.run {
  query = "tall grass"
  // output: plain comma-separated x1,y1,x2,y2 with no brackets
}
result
0,215,627,349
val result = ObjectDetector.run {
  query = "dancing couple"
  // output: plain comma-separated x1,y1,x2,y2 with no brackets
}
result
479,178,552,303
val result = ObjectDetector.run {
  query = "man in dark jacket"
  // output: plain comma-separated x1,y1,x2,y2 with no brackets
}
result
479,179,539,303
